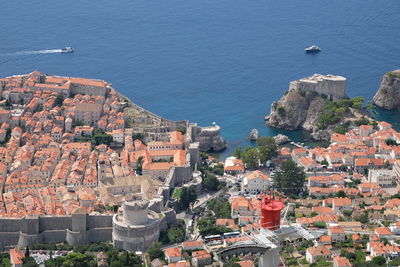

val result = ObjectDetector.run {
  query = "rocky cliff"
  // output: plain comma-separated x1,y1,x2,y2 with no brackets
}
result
265,88,371,141
373,70,400,110
265,89,326,131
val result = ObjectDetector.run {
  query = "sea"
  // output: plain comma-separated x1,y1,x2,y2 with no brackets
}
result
0,0,400,159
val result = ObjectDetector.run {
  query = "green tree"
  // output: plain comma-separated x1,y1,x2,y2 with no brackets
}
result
354,117,370,126
73,120,84,127
233,147,243,159
256,136,275,148
223,261,241,267
178,186,197,211
223,262,240,267
385,138,397,146
371,256,386,266
343,210,353,217
320,159,329,166
208,197,231,218
341,248,356,262
176,127,186,135
22,256,38,267
54,94,64,107
93,129,113,145
136,156,144,175
354,248,367,263
133,133,145,143
198,214,232,236
335,190,346,198
45,252,96,267
389,256,400,266
273,160,306,195
356,212,369,224
147,242,164,261
208,163,224,176
200,152,208,161
242,147,259,169
203,172,220,191
25,247,30,258
256,137,278,163
166,220,186,244
0,253,11,267
312,222,327,228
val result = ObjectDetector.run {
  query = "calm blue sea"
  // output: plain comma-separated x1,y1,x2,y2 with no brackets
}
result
1,0,400,158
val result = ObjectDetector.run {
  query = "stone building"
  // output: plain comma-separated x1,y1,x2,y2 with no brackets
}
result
0,108,11,124
74,103,102,126
188,123,226,152
289,74,346,100
112,198,169,252
69,78,108,96
368,169,397,187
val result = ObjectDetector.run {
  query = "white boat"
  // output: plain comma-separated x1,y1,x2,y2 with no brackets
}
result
61,46,74,53
304,45,321,53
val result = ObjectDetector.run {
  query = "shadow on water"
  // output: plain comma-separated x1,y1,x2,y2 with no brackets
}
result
370,107,400,131
212,127,329,161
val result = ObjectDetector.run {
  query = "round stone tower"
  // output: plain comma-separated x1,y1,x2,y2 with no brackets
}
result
122,199,149,225
112,198,161,252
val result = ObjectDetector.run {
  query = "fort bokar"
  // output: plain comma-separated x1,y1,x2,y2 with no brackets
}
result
265,73,378,141
0,70,224,250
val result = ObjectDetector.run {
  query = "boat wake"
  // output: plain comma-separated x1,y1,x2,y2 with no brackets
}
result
1,49,63,56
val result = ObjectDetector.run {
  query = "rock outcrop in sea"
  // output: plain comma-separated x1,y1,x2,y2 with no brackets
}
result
265,89,326,132
248,129,259,141
373,70,400,110
273,134,290,145
265,74,373,141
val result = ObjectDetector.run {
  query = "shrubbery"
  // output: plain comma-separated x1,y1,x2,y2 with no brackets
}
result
208,197,231,218
277,105,286,116
317,97,364,129
159,220,186,244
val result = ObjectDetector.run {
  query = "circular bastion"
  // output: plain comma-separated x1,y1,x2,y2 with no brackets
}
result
112,199,161,252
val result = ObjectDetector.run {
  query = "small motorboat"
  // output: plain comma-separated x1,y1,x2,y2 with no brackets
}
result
304,45,321,53
61,46,74,53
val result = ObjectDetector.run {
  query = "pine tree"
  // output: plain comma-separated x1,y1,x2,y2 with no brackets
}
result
25,246,30,257
273,160,306,196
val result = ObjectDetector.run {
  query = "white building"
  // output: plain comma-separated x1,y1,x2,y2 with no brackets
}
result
112,129,124,144
368,169,396,187
306,246,332,264
242,170,271,193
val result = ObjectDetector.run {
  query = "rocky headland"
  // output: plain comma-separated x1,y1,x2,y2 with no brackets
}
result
265,74,374,141
373,70,400,110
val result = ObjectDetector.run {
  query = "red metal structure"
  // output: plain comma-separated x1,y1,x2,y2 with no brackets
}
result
260,195,285,230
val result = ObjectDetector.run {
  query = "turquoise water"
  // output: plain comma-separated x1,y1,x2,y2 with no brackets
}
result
0,0,400,158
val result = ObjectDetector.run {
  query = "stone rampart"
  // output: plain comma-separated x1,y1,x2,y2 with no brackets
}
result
18,232,42,248
0,218,23,232
39,216,71,232
87,228,113,243
87,214,113,229
66,229,87,246
0,233,19,250
41,230,67,244
0,213,113,250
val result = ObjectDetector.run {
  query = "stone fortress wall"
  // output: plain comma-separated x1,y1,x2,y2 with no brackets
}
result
188,123,226,152
0,213,112,250
112,199,160,252
289,74,347,100
0,198,176,250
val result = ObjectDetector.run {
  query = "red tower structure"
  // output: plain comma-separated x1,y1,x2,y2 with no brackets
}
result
260,195,285,230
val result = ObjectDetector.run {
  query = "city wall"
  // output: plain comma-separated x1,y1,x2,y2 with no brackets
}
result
0,214,113,250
